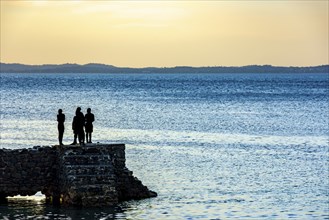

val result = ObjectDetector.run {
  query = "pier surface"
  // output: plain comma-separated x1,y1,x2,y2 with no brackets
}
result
0,144,156,206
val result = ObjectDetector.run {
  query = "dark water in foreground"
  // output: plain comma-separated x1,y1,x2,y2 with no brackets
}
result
0,73,328,219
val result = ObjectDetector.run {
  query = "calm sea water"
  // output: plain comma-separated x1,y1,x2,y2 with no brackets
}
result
0,73,328,219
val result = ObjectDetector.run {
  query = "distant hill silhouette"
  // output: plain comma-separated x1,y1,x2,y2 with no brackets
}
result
0,62,328,73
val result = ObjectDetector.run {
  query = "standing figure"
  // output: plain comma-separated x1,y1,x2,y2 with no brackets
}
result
71,107,85,145
85,108,95,143
57,109,65,145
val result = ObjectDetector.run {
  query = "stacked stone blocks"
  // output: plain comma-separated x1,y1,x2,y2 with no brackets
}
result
0,144,156,206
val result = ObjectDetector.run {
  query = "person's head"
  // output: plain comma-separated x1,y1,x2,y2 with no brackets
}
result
87,108,91,113
58,109,62,114
76,107,81,115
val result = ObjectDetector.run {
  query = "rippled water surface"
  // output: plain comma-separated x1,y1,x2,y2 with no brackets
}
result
0,73,328,219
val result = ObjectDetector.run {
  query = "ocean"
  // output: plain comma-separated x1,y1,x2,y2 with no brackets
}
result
0,72,328,219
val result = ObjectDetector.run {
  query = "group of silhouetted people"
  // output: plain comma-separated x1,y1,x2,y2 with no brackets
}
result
57,107,95,146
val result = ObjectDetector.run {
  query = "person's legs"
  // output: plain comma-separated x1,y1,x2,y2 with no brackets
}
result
79,129,85,145
59,130,64,145
89,125,93,143
71,133,77,145
86,132,89,143
86,132,92,143
81,129,85,144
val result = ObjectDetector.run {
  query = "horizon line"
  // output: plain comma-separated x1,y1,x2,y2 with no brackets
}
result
1,62,328,69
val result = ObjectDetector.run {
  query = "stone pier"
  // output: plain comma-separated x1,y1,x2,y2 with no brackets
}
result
0,144,157,207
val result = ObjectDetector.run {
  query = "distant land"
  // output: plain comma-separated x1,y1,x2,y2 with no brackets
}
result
0,63,328,74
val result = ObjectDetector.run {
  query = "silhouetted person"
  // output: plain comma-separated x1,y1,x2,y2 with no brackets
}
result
85,108,95,143
57,109,65,145
71,107,85,145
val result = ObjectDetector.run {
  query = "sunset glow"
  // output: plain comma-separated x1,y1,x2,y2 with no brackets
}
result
1,1,328,67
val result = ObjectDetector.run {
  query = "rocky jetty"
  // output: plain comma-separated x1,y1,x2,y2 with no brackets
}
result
0,144,157,207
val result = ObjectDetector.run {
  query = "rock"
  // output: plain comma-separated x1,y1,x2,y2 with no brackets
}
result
0,144,157,207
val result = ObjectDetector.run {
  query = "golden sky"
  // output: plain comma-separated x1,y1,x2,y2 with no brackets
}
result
1,0,328,67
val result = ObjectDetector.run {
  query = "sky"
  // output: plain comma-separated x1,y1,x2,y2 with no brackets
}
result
0,0,328,67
